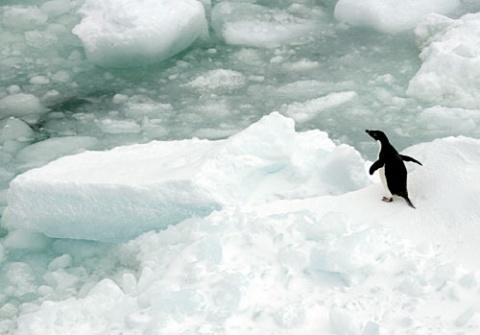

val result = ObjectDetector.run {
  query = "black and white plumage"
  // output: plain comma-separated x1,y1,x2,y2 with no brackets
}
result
365,130,422,208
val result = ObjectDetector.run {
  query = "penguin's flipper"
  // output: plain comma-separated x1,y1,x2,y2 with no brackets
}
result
400,155,422,166
369,159,384,175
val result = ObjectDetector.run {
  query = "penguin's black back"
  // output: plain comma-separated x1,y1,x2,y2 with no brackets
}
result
381,143,408,196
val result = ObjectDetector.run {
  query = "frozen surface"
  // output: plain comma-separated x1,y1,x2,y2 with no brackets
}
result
6,129,480,334
72,0,208,67
6,113,368,242
334,0,460,33
408,13,480,109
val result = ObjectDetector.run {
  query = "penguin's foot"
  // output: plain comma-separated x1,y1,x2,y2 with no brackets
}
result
382,196,393,203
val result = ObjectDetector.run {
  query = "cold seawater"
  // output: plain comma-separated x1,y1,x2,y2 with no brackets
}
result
2,0,480,333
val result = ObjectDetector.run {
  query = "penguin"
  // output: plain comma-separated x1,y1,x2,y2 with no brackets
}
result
365,130,422,208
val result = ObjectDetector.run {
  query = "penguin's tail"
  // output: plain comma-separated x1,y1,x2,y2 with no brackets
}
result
402,195,416,209
396,191,416,208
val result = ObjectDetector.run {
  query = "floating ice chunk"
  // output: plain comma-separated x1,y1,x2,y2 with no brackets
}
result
2,229,49,251
25,30,58,49
7,85,21,95
275,80,353,101
0,168,15,184
40,0,72,18
123,95,174,120
121,273,138,296
112,94,129,105
413,13,456,50
281,91,357,123
43,269,79,296
7,138,224,241
211,2,322,48
141,118,169,139
72,0,208,68
51,70,71,83
29,75,50,85
96,119,141,134
5,262,37,297
417,106,480,135
6,113,369,242
0,93,45,119
2,6,48,30
0,244,4,264
334,0,460,33
185,69,247,93
407,13,480,109
16,136,99,168
0,118,35,143
48,254,73,271
283,59,320,72
15,278,133,334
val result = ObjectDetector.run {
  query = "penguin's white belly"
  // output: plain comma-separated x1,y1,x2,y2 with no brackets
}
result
379,166,392,197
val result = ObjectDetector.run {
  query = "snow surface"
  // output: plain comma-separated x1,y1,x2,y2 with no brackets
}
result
6,113,368,242
72,0,208,67
4,114,480,334
334,0,460,33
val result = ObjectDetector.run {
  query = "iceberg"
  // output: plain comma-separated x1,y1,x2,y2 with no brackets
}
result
72,0,208,68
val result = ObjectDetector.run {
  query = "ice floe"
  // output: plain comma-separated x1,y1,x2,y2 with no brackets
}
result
408,13,480,109
72,0,208,67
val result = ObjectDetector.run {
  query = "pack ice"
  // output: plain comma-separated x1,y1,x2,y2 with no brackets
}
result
72,0,208,67
5,113,368,242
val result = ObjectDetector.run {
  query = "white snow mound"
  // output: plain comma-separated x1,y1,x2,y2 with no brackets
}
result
12,135,480,334
6,113,368,242
334,0,460,33
72,0,208,68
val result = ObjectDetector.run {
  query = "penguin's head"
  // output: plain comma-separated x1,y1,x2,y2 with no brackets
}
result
365,129,389,143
